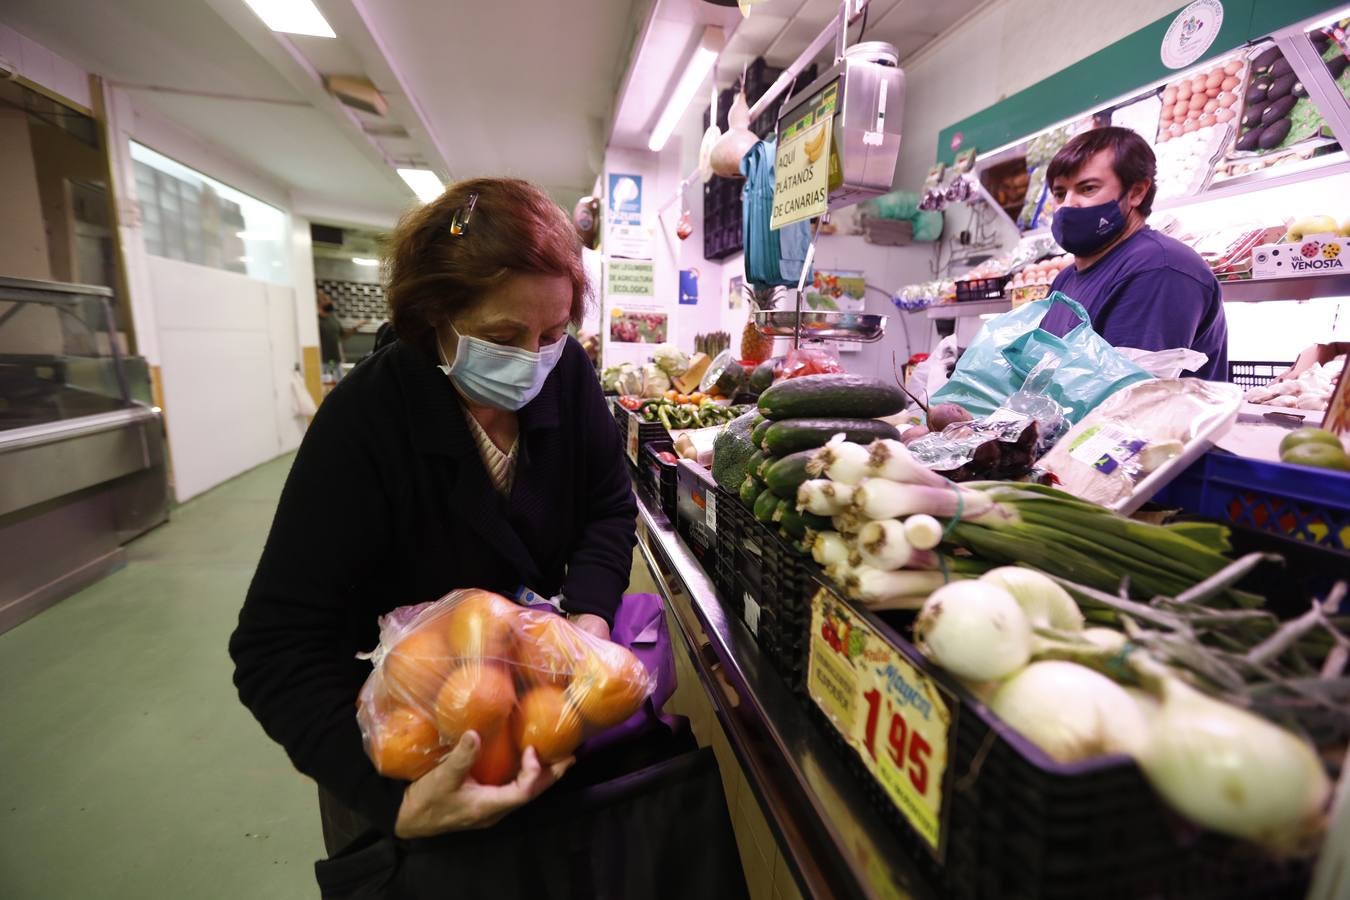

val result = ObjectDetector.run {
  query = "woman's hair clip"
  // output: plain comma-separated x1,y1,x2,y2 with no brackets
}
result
449,192,478,236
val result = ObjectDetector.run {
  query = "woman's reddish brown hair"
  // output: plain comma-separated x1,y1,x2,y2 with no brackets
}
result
385,178,588,349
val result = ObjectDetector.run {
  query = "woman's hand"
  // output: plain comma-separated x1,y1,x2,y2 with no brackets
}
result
393,732,572,839
568,612,611,642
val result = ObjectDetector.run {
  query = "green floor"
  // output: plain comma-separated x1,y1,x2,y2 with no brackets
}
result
0,454,321,899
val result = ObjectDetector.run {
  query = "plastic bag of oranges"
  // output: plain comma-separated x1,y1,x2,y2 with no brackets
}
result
356,589,655,785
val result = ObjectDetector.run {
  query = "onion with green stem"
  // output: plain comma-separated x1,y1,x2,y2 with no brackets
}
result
980,567,1085,632
990,660,1151,763
865,438,949,488
852,478,1000,521
914,580,1034,682
846,567,948,608
811,531,852,569
903,514,943,551
797,479,855,516
807,434,870,485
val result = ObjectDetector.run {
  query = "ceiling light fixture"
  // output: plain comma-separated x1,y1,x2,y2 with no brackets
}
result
240,0,336,38
351,257,380,267
648,26,724,153
396,168,445,203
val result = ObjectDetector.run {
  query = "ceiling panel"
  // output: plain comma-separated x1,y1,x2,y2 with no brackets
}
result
2,0,300,100
129,90,411,215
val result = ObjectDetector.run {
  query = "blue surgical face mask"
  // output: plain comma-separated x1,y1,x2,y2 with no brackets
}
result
1051,196,1128,256
437,326,566,411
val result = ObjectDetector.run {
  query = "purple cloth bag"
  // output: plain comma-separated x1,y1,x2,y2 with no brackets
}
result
577,592,682,754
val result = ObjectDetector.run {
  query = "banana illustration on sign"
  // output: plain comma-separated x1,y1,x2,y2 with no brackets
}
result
803,122,827,163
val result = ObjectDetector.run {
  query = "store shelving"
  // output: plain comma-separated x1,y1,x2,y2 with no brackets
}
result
927,299,1012,319
1220,273,1350,302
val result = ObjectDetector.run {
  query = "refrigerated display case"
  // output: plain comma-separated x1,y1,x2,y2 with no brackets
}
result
0,276,169,634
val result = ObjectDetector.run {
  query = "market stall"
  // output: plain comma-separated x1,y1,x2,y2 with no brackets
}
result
600,4,1350,898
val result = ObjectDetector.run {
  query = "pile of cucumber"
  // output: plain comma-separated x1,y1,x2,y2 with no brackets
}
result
737,375,907,551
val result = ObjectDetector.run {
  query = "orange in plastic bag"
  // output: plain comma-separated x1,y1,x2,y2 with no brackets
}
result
357,589,655,782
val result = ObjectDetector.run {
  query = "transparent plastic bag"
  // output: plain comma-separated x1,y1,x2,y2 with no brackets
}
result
1039,378,1243,512
781,345,844,380
356,589,655,784
1115,347,1209,380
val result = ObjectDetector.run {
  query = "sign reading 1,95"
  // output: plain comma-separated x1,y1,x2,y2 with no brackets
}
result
806,585,954,858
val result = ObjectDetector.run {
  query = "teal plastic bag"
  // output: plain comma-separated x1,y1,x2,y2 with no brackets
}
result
930,293,1152,422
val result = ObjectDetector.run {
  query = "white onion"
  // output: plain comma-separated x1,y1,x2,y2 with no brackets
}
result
991,660,1151,763
914,580,1033,682
856,519,914,570
846,567,946,607
980,567,1085,632
808,434,870,485
797,479,855,516
1139,678,1331,854
811,531,852,569
903,514,943,551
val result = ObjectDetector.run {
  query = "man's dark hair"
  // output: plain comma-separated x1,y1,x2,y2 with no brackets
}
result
1046,126,1158,218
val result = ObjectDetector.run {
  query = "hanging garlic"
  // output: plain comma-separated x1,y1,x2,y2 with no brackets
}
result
710,90,758,178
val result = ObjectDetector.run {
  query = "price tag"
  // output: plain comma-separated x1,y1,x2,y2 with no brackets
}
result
626,412,641,465
742,592,761,637
807,585,954,858
704,489,718,535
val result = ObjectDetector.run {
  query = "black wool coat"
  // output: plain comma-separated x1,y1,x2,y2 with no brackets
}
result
229,336,637,833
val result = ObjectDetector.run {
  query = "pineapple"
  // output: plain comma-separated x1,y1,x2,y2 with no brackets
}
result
740,283,780,364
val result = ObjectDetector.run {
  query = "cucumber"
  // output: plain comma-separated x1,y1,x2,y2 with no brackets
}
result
753,488,783,523
755,452,778,481
777,505,830,540
761,418,901,456
746,450,767,480
748,358,781,394
739,475,765,508
758,374,907,421
751,417,774,446
763,450,816,497
770,497,792,524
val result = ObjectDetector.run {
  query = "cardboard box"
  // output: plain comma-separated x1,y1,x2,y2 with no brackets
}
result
1251,233,1348,279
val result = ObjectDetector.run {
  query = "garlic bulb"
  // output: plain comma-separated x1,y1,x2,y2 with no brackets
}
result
710,91,757,178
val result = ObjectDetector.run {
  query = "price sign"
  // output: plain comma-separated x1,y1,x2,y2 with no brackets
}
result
704,488,718,535
807,585,954,857
626,412,641,465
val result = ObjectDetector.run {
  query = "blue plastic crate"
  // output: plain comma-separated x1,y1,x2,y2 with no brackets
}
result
1155,450,1350,553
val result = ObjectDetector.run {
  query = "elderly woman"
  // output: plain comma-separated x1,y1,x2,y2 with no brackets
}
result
229,179,640,858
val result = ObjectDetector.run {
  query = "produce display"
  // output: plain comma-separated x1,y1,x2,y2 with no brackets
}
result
620,393,747,430
1233,45,1307,154
1278,426,1349,471
1155,58,1244,143
358,590,653,783
1244,356,1344,411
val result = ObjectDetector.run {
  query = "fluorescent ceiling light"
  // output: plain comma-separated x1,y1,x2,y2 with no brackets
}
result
351,257,380,266
648,26,724,153
241,0,336,38
397,167,445,203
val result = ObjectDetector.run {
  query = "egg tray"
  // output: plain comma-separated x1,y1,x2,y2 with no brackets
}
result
955,275,1012,303
799,579,1314,900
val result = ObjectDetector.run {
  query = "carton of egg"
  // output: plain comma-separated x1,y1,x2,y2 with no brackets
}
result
1156,58,1245,143
1154,124,1229,201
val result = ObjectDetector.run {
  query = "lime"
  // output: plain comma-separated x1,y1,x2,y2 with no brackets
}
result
1282,441,1349,471
1279,427,1342,459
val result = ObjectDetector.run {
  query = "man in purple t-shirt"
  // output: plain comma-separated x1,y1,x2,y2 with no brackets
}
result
1038,127,1228,381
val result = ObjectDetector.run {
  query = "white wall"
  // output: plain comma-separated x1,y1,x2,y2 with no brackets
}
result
0,22,93,110
149,257,304,501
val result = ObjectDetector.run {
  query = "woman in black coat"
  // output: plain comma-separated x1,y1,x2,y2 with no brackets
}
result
229,178,639,854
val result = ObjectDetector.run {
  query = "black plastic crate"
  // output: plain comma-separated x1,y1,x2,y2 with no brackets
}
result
955,275,1011,302
674,461,719,576
712,486,745,619
640,441,679,523
801,578,1313,899
1228,359,1292,390
622,410,668,471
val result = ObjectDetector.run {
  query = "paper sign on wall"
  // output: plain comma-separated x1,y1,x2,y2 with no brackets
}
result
608,260,654,298
607,173,651,260
679,269,699,305
771,115,832,231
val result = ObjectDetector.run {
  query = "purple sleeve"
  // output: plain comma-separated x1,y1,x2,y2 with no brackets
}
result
1093,269,1209,352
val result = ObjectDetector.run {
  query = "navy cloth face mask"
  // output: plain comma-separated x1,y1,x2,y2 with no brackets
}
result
1052,197,1128,256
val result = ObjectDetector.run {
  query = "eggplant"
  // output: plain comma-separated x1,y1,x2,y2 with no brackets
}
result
1270,58,1293,79
1242,106,1265,129
1311,31,1332,50
1259,117,1292,150
1236,126,1265,152
1245,83,1270,106
1263,94,1297,125
1330,55,1350,79
1267,73,1297,101
1252,46,1282,73
1293,81,1307,98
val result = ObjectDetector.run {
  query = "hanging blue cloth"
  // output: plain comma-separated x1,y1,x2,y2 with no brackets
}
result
741,140,780,285
778,216,812,286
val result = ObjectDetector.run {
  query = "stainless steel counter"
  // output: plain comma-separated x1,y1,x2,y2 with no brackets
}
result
634,491,938,900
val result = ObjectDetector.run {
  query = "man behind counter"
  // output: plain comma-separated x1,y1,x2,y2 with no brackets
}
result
1038,126,1228,381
